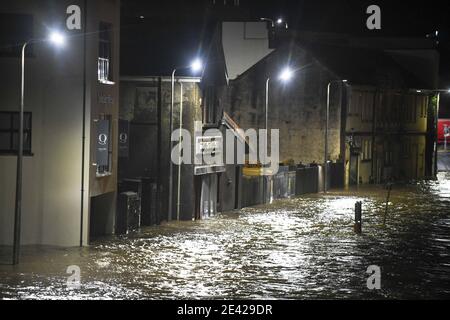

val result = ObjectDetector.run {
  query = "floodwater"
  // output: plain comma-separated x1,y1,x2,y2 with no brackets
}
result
1,174,450,300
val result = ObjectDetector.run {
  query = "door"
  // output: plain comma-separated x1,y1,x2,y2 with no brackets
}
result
349,154,359,185
199,175,218,219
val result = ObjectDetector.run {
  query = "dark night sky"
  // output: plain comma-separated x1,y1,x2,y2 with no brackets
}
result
120,0,450,80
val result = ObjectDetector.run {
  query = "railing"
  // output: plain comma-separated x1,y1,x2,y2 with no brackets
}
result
98,57,113,84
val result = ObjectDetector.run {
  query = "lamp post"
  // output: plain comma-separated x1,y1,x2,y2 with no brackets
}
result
13,31,66,265
169,59,203,222
262,67,294,202
324,79,347,194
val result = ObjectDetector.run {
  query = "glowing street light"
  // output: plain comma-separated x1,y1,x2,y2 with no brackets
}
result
279,67,294,82
13,30,67,265
260,17,288,29
48,31,66,47
190,59,203,73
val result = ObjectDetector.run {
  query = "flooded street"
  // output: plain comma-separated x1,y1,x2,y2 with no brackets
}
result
1,174,450,300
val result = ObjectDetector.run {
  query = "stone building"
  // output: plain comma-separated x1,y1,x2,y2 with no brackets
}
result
119,76,205,222
221,34,440,185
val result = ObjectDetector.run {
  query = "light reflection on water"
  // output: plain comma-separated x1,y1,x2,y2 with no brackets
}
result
1,173,450,300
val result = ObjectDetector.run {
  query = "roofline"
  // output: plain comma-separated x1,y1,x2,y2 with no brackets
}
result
120,76,202,83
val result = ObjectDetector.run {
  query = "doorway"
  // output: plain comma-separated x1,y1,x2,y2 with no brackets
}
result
349,153,359,186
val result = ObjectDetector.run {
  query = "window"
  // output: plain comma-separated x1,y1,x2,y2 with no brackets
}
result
0,112,32,155
401,140,411,159
0,13,33,57
403,95,417,123
392,94,402,124
349,91,362,116
384,143,393,166
361,92,374,122
361,138,372,161
98,22,114,84
418,96,428,118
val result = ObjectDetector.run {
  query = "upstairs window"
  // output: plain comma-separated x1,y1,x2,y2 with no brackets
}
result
361,92,374,123
361,138,372,161
98,22,114,84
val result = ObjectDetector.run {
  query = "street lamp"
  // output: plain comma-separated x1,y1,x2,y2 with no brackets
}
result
169,59,204,221
262,66,296,202
13,31,66,265
260,17,288,29
324,80,348,193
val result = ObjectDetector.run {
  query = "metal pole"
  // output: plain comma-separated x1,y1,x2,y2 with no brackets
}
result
177,83,183,221
263,77,270,203
435,93,440,177
169,69,176,222
13,42,28,265
354,201,362,234
265,78,270,142
324,82,331,193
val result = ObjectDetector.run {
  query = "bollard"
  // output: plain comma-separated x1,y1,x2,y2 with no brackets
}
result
354,201,362,234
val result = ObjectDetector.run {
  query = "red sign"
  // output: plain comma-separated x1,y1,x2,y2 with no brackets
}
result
438,119,450,143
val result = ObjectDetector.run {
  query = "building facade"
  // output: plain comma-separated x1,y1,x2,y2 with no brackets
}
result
345,87,434,185
221,38,439,187
0,0,120,248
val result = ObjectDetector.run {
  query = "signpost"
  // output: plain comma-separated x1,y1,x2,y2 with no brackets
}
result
444,125,449,151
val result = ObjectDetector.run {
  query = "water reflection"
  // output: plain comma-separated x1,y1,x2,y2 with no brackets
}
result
1,174,450,299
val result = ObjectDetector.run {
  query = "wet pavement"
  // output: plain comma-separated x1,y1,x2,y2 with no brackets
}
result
1,173,450,300
438,150,450,172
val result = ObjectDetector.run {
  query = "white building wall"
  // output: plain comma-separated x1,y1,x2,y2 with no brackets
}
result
0,0,95,247
222,22,273,80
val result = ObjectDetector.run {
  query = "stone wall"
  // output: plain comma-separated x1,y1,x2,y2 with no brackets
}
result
222,45,344,165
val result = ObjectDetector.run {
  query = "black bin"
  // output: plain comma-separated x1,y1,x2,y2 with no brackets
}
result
116,192,141,235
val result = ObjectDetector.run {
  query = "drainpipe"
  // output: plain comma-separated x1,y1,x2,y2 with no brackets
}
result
263,77,270,203
177,83,184,221
324,82,331,193
80,0,87,247
169,70,176,222
435,93,440,177
371,89,378,183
